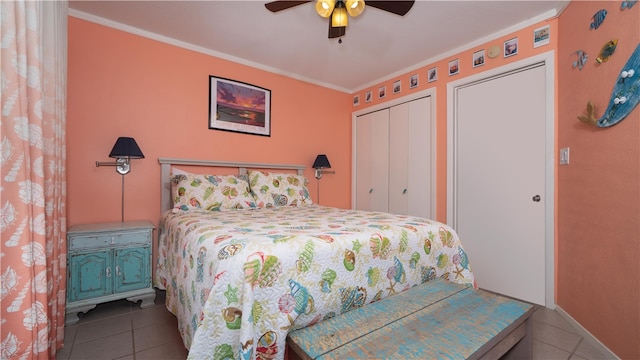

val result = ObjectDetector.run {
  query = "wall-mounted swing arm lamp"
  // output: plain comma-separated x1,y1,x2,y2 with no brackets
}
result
312,154,335,204
96,137,145,222
312,154,335,179
96,137,145,175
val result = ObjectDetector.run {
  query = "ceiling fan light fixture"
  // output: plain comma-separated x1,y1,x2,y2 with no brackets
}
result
315,0,336,18
331,2,348,27
345,0,365,17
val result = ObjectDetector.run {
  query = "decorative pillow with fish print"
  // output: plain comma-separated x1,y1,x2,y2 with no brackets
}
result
172,174,257,212
247,170,313,207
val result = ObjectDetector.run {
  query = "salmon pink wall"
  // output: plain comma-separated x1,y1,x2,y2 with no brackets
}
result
351,19,559,222
68,6,640,357
557,1,639,358
67,17,352,230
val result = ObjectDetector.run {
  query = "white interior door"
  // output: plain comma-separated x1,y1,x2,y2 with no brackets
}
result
452,64,547,305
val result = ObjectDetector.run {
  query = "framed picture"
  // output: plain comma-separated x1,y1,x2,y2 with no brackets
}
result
533,25,550,48
209,76,271,136
393,80,401,94
428,67,438,83
473,49,485,68
378,85,386,99
448,59,459,76
410,74,419,88
365,90,372,103
353,95,360,106
504,37,518,58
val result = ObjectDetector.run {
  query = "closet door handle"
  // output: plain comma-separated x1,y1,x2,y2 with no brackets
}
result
532,195,541,202
369,189,374,194
402,189,407,194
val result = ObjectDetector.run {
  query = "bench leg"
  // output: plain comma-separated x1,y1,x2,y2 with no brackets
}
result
502,317,533,360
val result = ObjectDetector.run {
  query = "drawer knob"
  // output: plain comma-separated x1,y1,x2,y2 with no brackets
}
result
106,267,111,278
111,237,115,244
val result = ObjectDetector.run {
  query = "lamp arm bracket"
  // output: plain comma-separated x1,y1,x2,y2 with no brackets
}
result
314,168,336,179
96,160,118,167
96,158,131,175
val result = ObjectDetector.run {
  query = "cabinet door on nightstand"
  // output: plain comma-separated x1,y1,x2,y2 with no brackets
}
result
114,247,150,293
69,250,112,302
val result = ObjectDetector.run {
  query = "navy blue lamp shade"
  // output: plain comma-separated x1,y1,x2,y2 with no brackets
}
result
312,154,331,169
109,137,145,159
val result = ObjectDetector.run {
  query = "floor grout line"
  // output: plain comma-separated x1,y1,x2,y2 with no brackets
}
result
63,297,600,360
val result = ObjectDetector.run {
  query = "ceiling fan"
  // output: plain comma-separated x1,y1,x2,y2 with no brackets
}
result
265,1,415,42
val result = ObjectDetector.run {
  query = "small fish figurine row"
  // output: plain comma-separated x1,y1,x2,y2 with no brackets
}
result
621,0,638,9
591,9,607,29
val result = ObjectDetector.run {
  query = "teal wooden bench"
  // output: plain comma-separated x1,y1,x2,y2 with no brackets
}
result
287,278,533,360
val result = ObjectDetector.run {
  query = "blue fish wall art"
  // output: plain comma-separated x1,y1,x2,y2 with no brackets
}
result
621,0,638,9
577,43,640,128
590,9,607,29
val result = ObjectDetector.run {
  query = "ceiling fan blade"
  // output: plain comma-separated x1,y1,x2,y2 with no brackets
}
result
264,1,311,13
328,18,346,38
366,1,415,16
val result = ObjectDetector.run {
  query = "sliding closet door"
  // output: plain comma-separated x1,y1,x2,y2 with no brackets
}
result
355,109,389,212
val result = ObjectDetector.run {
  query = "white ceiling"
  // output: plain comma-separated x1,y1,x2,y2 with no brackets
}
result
68,0,569,93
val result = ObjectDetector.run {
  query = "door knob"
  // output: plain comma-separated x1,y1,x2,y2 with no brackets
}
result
532,195,541,202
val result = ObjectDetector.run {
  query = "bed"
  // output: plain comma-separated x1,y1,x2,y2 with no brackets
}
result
154,158,475,360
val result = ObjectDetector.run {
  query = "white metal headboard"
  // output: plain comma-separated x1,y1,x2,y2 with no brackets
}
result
158,158,306,215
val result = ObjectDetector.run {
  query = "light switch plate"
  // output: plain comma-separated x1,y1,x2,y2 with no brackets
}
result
560,147,570,165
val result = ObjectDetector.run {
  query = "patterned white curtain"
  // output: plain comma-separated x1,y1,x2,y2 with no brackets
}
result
1,1,68,359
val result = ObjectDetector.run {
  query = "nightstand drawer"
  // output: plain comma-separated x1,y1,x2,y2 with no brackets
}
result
69,231,150,251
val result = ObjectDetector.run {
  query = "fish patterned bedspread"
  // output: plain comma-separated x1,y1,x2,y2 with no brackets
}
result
155,205,475,360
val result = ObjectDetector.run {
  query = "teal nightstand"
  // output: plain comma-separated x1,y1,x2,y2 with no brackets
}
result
66,221,156,325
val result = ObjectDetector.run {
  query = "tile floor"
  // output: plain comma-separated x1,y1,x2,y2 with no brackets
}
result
56,290,613,360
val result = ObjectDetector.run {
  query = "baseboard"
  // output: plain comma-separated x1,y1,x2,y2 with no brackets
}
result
554,305,620,360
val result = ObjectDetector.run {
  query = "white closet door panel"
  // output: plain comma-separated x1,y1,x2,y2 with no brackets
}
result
369,109,390,212
407,97,432,219
355,109,389,212
355,113,373,211
389,103,409,215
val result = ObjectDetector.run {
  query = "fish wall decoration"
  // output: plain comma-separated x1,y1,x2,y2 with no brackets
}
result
596,39,618,63
621,0,638,9
577,43,640,128
590,9,607,29
573,50,588,70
